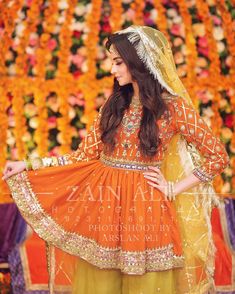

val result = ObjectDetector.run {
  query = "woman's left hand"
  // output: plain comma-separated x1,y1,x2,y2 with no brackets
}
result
143,166,174,201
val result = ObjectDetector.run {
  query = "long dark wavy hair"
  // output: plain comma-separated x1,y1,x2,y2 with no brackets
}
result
100,33,169,157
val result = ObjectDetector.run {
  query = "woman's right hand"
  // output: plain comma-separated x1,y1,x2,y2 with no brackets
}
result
2,161,26,180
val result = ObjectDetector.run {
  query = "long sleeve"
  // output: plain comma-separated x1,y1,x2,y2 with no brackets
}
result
28,107,103,170
172,97,229,182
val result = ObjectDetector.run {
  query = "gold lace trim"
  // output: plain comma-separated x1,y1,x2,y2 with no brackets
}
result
7,172,184,275
100,153,162,171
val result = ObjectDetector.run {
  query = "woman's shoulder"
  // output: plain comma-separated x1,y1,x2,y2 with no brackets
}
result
162,92,185,104
162,93,194,112
162,93,180,113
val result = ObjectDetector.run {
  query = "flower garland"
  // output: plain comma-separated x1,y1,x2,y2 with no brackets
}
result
33,87,49,156
196,0,221,84
153,0,170,43
195,0,222,131
195,0,226,192
215,1,235,104
56,0,77,154
78,0,103,129
172,0,198,106
14,1,42,76
130,0,145,25
215,0,235,192
0,0,24,76
0,85,11,203
35,0,59,78
0,86,9,166
11,86,27,159
33,0,59,156
109,0,123,32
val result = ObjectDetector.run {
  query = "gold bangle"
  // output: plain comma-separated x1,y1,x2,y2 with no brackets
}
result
167,181,175,201
31,157,43,170
24,159,32,171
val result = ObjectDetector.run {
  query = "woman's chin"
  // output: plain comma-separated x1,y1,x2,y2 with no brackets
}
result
117,79,129,86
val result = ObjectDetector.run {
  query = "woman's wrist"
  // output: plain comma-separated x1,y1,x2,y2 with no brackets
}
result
23,157,44,171
166,181,176,200
24,159,32,171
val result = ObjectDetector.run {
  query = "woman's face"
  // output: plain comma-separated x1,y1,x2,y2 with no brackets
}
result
109,45,133,86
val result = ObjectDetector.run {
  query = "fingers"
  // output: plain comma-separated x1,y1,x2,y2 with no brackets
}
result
143,171,160,177
146,181,160,189
143,174,161,183
147,166,161,173
164,193,175,201
3,162,10,175
2,170,15,181
144,168,166,185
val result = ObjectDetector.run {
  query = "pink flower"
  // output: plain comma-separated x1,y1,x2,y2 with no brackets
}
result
48,146,60,156
225,56,232,67
226,89,234,96
102,23,111,33
70,54,84,67
73,31,82,38
79,129,87,139
145,18,154,26
73,70,82,79
7,93,13,102
198,36,208,48
212,15,221,26
0,27,4,38
11,148,18,160
26,0,33,6
224,114,233,128
69,94,84,106
28,54,36,66
170,24,182,36
29,37,38,47
197,90,209,103
47,38,57,51
198,47,209,57
126,9,135,21
48,116,57,128
199,69,209,78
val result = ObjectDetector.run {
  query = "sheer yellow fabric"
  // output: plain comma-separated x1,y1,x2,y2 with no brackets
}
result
69,136,215,294
73,258,176,294
117,25,217,292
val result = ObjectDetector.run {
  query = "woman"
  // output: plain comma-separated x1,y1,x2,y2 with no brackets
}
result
3,25,229,294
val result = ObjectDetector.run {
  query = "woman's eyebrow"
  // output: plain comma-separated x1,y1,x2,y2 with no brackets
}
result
113,57,122,61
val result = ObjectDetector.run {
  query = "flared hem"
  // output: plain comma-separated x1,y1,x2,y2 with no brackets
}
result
7,170,184,275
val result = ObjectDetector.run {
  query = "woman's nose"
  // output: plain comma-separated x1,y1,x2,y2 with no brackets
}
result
111,65,116,75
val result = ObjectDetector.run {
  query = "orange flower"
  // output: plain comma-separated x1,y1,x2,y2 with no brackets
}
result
153,0,170,43
131,0,145,25
110,0,123,32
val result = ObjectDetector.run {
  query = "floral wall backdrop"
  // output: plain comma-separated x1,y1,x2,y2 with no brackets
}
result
0,0,234,202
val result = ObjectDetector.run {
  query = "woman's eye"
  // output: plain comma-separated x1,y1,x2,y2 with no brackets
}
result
116,62,122,66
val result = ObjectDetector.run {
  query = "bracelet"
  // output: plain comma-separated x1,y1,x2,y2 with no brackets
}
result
31,157,44,170
24,159,32,171
166,181,175,201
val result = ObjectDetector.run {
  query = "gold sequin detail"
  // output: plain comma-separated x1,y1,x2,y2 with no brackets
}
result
7,172,184,275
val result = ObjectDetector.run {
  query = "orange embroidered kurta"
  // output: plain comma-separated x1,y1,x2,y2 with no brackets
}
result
41,95,229,182
7,94,229,276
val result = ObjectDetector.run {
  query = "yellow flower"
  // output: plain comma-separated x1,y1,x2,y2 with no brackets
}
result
221,127,233,140
192,23,205,37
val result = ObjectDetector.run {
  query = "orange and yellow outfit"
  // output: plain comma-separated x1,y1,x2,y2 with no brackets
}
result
7,93,229,293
